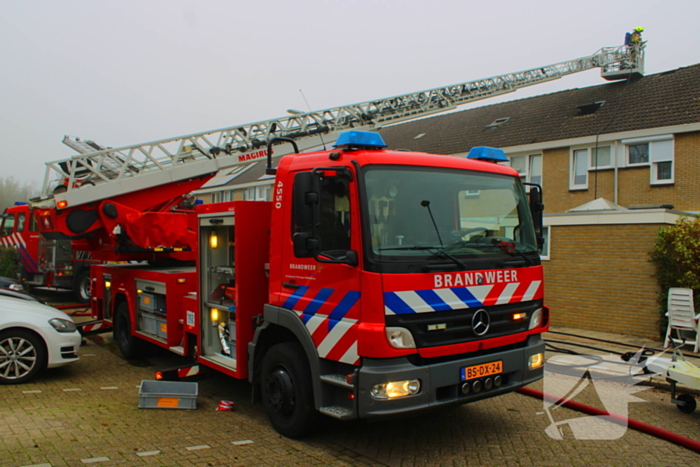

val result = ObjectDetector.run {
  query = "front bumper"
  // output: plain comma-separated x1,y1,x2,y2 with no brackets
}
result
46,331,82,368
357,335,545,418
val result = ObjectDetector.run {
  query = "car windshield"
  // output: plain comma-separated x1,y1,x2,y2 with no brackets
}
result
363,165,537,265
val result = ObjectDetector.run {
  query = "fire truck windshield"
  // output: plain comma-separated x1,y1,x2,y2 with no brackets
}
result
362,165,539,271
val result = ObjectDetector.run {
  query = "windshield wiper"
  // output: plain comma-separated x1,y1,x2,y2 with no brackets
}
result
442,238,533,266
379,245,467,269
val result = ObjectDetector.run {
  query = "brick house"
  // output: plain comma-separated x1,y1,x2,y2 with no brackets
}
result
196,63,700,338
375,63,700,338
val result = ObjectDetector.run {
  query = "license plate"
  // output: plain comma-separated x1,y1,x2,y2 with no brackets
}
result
461,361,503,381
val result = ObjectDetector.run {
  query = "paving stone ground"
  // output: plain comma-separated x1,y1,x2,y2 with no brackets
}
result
1,304,698,466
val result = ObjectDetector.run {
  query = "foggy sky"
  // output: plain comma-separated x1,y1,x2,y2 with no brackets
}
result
1,0,698,190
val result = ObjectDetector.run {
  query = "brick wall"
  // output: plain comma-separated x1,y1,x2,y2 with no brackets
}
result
543,223,662,339
540,131,700,214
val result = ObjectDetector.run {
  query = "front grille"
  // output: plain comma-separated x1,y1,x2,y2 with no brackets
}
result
386,300,542,348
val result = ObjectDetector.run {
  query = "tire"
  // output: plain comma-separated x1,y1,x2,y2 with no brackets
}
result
261,341,317,438
114,302,143,360
74,269,91,304
0,329,47,384
677,394,697,414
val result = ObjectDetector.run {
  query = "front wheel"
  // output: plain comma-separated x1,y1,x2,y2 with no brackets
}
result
0,329,47,384
114,302,143,360
261,342,317,438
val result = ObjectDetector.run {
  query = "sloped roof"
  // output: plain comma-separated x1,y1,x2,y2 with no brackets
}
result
378,64,700,154
569,198,626,212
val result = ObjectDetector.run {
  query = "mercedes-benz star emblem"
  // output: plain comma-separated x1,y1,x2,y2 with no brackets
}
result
472,309,491,336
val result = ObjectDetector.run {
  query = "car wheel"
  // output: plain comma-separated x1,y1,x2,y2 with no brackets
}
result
261,341,317,438
0,329,47,384
74,269,91,304
114,302,143,360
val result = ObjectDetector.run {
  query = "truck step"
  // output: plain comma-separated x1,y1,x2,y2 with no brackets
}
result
320,374,354,389
169,346,185,356
77,320,112,336
319,406,354,420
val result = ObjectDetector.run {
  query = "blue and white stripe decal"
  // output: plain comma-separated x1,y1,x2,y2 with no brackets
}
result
282,286,360,327
384,281,541,315
385,285,493,315
0,233,38,273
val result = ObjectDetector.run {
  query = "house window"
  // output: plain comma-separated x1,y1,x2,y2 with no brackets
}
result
591,146,612,169
257,185,271,201
650,139,674,184
572,149,588,189
628,143,649,165
213,190,233,203
243,185,271,201
540,226,550,260
484,117,510,132
623,135,674,185
509,154,542,185
570,145,613,190
510,155,526,175
529,155,542,185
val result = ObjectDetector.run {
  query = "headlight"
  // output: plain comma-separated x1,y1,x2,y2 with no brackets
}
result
371,379,421,399
49,318,77,333
528,308,543,330
8,283,23,291
386,327,416,349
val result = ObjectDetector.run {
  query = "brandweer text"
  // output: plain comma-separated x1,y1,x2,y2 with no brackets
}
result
434,270,518,288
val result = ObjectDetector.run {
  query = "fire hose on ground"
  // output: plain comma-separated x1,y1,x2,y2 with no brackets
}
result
517,387,700,453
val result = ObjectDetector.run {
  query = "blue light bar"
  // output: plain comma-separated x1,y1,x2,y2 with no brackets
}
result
14,201,29,206
466,146,509,163
334,131,387,149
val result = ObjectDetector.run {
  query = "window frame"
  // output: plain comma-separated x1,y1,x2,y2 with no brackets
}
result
539,226,550,260
508,153,542,185
570,148,589,190
622,135,675,185
569,145,613,190
627,142,650,166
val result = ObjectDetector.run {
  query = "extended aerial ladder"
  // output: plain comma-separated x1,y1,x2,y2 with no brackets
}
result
36,42,644,211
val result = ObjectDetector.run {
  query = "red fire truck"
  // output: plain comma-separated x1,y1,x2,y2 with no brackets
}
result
31,43,643,437
0,202,96,302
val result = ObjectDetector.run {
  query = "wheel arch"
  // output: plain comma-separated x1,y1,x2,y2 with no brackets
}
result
110,292,131,324
249,304,322,408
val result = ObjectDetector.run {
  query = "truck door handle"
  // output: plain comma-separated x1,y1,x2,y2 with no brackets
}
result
282,282,300,289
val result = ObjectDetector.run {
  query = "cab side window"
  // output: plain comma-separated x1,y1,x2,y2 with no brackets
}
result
17,213,26,232
293,177,351,254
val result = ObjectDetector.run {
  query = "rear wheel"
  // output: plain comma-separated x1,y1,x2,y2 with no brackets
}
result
0,329,47,384
114,302,143,360
261,341,317,438
74,269,91,304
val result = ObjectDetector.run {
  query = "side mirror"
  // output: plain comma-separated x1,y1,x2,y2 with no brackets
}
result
524,183,545,249
293,172,321,229
292,232,320,258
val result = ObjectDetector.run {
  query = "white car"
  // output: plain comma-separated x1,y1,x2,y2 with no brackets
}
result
0,295,81,384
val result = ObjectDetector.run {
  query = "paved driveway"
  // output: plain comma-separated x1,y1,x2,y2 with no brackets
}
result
0,341,700,466
1,303,698,466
